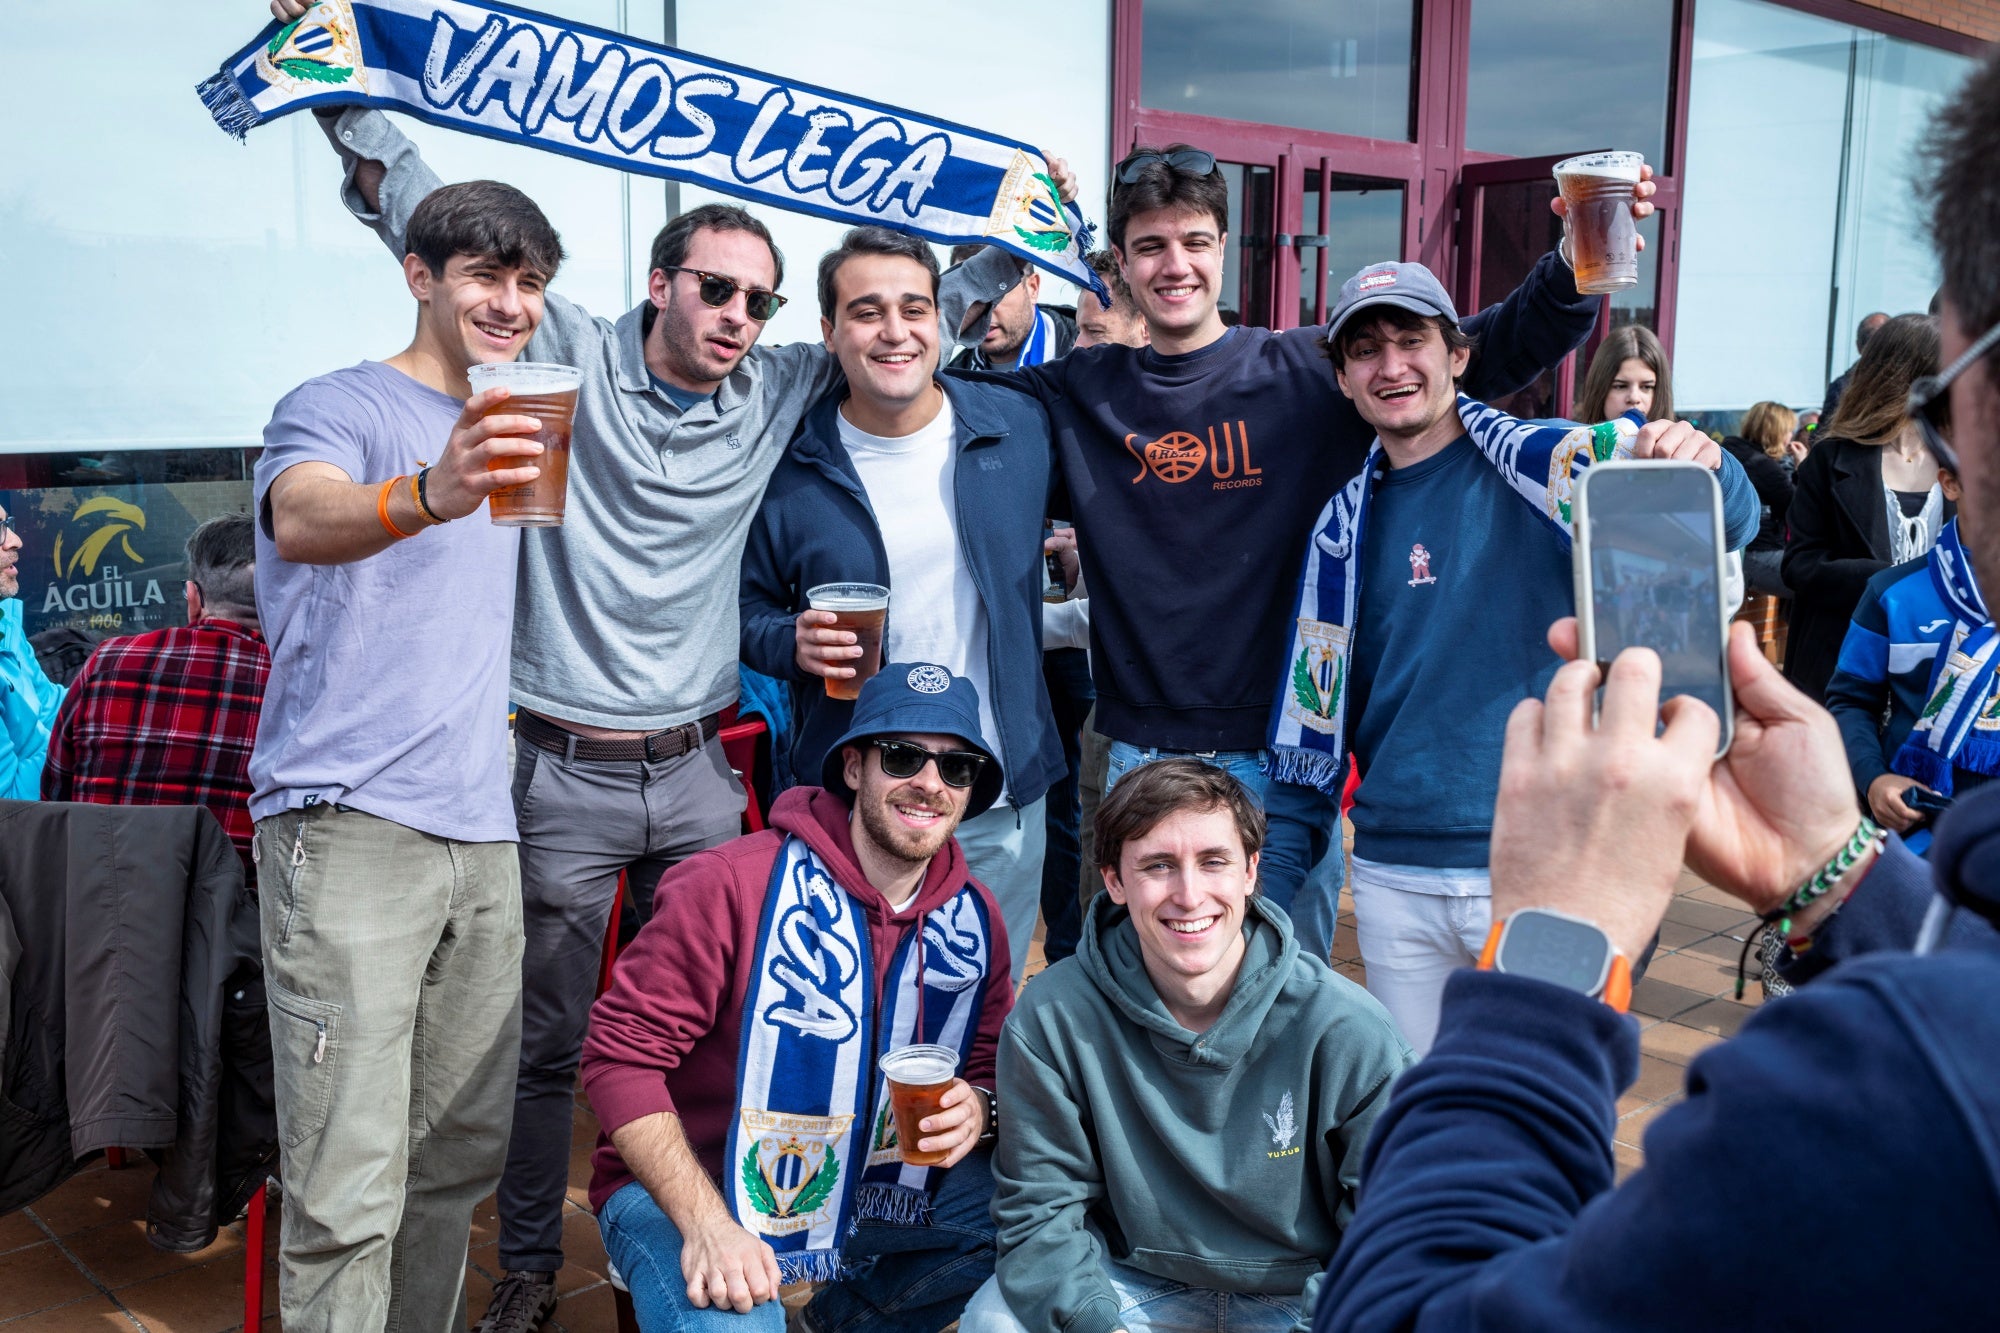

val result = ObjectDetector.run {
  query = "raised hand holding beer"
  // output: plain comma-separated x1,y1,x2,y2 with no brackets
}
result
418,386,547,522
1548,156,1656,293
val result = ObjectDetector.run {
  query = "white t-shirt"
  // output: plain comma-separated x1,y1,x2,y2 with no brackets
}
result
837,397,1007,800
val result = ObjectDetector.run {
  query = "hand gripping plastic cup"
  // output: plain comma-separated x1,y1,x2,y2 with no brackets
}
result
807,582,889,701
465,362,583,526
879,1044,960,1167
1552,151,1644,296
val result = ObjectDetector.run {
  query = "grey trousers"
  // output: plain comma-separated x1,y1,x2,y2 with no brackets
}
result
255,806,524,1333
496,735,745,1273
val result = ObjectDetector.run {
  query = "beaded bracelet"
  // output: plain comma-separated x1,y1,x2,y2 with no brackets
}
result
412,462,447,525
1733,817,1885,998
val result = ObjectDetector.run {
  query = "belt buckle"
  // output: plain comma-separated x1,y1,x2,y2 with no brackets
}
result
643,731,667,763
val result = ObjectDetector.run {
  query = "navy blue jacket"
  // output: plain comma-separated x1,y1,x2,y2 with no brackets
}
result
739,377,1064,811
1317,797,2000,1331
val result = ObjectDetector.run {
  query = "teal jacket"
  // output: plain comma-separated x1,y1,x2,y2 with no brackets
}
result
0,599,64,800
993,893,1412,1333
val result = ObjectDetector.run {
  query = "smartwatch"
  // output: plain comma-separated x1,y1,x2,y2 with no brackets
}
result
1478,908,1632,1012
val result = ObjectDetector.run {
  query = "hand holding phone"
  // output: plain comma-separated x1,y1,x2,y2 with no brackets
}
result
1572,460,1734,756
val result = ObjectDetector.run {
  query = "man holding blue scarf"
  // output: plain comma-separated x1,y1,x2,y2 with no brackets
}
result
1263,262,1760,1053
0,501,66,800
581,664,1014,1333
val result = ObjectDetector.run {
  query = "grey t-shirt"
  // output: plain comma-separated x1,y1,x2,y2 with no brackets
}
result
249,362,519,843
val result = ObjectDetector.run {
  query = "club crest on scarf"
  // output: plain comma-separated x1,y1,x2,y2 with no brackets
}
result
256,0,365,93
1547,420,1627,526
1285,619,1347,737
738,1115,848,1232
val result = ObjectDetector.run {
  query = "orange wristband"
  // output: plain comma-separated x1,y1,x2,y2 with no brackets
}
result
407,469,443,526
378,476,418,540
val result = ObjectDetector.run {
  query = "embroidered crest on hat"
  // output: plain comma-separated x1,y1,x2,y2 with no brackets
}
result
907,664,952,694
1358,268,1398,291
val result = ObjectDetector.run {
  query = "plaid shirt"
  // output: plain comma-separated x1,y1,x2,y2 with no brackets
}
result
42,618,270,867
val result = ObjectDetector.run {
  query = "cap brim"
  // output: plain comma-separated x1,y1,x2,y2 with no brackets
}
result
1324,293,1457,348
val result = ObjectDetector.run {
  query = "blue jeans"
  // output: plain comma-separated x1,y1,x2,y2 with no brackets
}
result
959,1256,1301,1333
1104,745,1339,959
600,1149,998,1333
1258,778,1345,963
1104,743,1271,803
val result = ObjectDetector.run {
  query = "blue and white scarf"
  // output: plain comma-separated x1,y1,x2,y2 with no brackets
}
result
971,307,1060,370
1892,519,2000,795
1266,398,1642,795
197,0,1108,304
727,834,991,1282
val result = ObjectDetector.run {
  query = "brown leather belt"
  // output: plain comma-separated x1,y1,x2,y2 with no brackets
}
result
515,708,721,763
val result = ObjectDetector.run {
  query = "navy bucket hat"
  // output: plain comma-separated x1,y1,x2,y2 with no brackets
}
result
819,663,1005,818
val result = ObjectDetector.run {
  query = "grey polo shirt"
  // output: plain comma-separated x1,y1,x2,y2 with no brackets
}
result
322,109,841,729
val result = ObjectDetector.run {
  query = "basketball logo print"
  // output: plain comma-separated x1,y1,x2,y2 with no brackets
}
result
1144,432,1208,483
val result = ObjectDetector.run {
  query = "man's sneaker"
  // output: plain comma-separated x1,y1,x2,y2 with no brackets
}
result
474,1271,559,1333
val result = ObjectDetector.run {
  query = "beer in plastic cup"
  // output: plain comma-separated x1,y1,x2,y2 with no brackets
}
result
879,1044,960,1168
1552,151,1644,296
807,582,889,701
466,362,583,526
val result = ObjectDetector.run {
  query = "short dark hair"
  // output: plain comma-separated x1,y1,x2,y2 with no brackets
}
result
818,226,941,321
405,180,565,281
1321,306,1476,373
1857,312,1890,352
650,203,785,290
1928,49,2000,378
186,512,256,617
1094,758,1265,879
1084,250,1134,310
1108,143,1229,252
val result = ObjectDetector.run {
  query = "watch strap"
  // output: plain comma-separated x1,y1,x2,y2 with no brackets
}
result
1478,916,1633,1013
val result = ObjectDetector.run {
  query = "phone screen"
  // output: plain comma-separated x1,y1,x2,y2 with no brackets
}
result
1585,467,1728,720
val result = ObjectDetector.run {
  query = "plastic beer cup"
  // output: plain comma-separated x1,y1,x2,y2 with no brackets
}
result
1552,151,1644,296
466,362,582,526
879,1044,960,1168
807,582,889,701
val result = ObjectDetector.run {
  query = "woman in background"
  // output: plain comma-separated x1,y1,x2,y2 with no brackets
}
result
1782,313,1949,702
1722,401,1799,597
1574,324,1673,424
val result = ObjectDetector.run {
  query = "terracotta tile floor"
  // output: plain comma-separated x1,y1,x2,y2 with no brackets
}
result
0,868,1763,1330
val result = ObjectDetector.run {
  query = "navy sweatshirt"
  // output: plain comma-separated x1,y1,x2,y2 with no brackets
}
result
1347,435,1759,867
1317,822,2000,1332
962,251,1598,752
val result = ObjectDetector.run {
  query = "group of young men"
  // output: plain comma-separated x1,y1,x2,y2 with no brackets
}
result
233,2,1760,1325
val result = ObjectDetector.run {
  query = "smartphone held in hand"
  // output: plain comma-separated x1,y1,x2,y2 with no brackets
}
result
1572,460,1734,756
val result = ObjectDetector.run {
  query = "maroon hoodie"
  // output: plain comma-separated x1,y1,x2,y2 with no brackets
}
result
581,785,1016,1211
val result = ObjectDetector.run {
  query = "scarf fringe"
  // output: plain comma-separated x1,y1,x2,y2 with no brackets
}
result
196,71,263,141
777,1250,846,1285
1892,744,1954,795
1266,745,1346,798
852,1183,934,1227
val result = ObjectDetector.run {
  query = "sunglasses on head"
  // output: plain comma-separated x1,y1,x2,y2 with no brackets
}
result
662,266,787,322
1907,315,2000,474
1115,148,1218,185
869,739,987,789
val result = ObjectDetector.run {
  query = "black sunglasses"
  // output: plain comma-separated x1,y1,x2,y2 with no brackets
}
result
662,266,787,322
1115,148,1218,185
1908,315,2000,473
869,739,987,789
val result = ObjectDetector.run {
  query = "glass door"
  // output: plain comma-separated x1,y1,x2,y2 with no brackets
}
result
1296,168,1408,328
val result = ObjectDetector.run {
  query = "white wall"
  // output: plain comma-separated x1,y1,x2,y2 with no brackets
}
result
0,0,1110,453
675,0,1113,346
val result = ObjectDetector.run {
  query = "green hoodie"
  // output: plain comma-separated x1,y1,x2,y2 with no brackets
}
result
993,894,1411,1333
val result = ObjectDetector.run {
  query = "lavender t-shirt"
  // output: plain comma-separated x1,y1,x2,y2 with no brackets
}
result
249,361,519,842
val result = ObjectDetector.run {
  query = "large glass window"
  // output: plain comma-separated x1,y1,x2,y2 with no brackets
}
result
1466,0,1676,168
1140,0,1415,142
1675,0,1969,413
1,3,662,461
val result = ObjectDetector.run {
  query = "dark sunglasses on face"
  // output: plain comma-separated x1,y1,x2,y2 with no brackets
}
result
1907,315,2000,474
870,738,987,789
1115,148,1218,185
662,266,787,322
